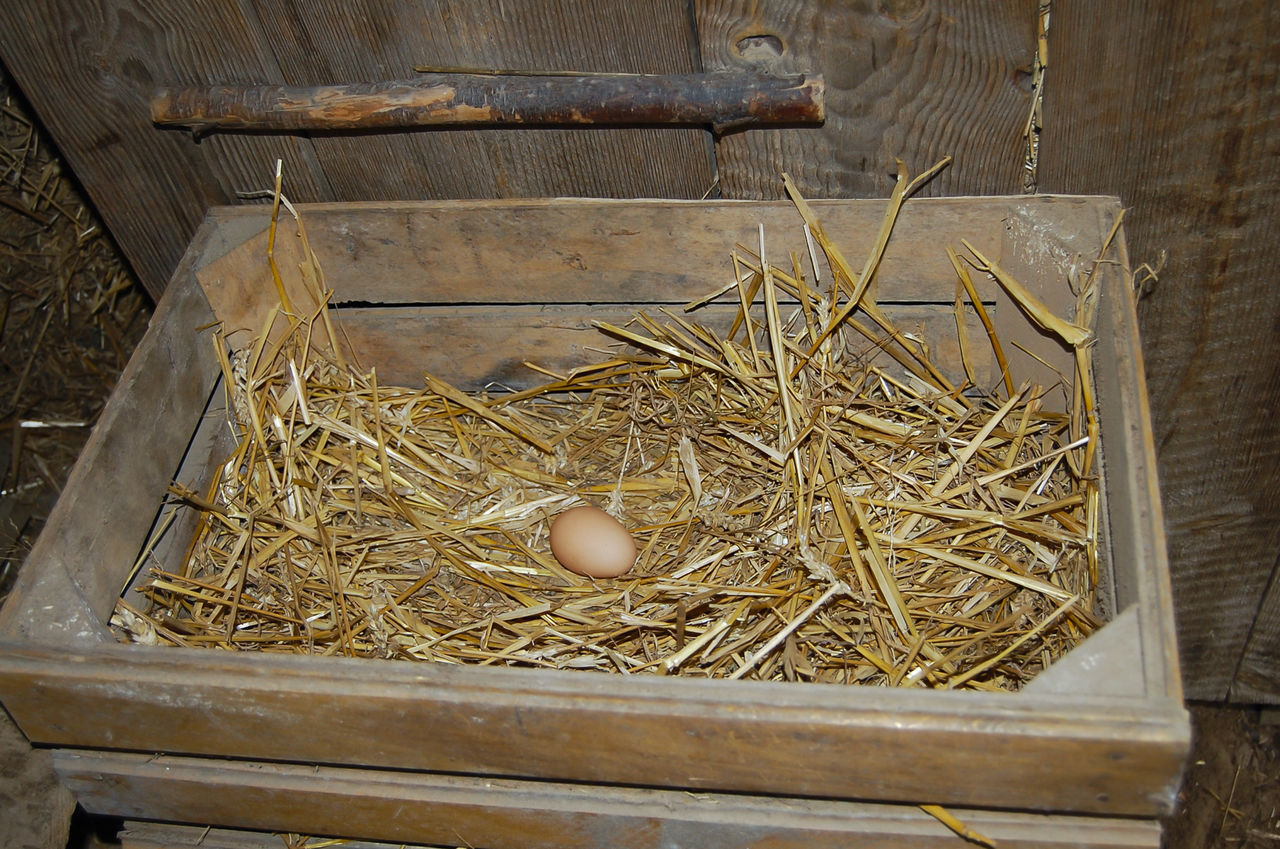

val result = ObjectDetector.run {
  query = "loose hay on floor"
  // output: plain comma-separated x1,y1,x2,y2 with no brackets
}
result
1,71,149,601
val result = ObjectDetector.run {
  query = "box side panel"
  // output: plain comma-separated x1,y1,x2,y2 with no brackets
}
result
0,643,1188,816
993,198,1183,709
120,378,236,603
193,197,1023,352
1091,244,1184,706
68,751,1162,849
0,196,1187,825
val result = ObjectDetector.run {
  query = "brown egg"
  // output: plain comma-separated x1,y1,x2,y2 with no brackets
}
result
549,505,637,579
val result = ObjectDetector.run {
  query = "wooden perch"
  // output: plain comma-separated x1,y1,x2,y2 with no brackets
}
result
152,71,825,135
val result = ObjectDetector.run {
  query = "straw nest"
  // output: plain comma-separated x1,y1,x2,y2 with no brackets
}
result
115,161,1110,692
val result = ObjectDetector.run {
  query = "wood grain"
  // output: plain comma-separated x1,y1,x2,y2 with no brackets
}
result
694,0,1035,199
303,302,991,390
0,1,332,299
192,197,1020,345
0,0,715,297
1038,1,1280,703
248,0,715,200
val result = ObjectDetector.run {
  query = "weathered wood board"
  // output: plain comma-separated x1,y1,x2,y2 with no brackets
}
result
0,2,1037,299
694,0,1036,199
95,758,1163,849
1038,0,1280,703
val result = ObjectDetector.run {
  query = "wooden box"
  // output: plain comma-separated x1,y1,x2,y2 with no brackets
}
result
0,196,1189,848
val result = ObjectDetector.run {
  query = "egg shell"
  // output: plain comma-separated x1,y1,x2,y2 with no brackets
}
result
549,505,637,579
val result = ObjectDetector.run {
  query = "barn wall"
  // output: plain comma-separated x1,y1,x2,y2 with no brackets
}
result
3,0,1277,703
1038,0,1280,703
0,1,1032,298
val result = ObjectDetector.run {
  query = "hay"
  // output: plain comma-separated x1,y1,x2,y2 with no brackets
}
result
116,162,1103,691
0,70,148,600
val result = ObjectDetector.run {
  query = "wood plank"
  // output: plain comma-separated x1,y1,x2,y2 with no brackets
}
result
0,640,1188,816
191,196,1027,350
694,0,1035,199
84,754,1162,849
1037,1,1280,703
1233,577,1280,702
120,384,236,605
0,1,332,298
247,0,715,199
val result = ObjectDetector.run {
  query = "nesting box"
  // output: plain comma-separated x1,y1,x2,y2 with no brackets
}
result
0,196,1189,848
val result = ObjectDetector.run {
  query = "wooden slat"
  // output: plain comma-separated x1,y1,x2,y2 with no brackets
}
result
191,196,1026,350
0,640,1188,817
0,1,333,298
249,0,715,200
1038,1,1280,703
82,754,1162,849
694,0,1035,199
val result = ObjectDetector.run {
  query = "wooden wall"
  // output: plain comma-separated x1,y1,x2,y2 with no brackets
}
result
1039,1,1280,703
1,0,1276,702
0,1,1031,298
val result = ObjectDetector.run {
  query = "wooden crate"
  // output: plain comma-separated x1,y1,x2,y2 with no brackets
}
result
0,196,1189,848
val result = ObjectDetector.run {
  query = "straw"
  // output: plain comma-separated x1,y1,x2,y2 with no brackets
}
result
117,164,1104,692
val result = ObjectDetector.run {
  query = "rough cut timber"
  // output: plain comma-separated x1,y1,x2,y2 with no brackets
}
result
1039,0,1280,703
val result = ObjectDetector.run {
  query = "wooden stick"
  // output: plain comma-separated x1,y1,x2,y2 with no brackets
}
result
152,71,825,135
